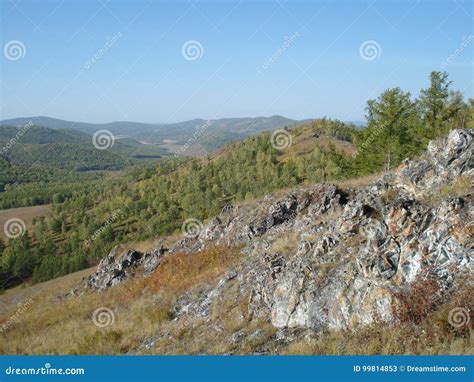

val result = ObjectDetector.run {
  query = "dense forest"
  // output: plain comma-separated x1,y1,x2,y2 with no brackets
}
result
0,71,472,289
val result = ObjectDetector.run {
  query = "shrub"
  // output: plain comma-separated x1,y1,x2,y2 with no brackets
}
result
393,271,442,325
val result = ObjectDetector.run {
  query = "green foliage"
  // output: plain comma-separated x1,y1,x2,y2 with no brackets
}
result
354,71,473,174
3,142,133,171
418,71,451,138
0,162,104,209
356,87,417,172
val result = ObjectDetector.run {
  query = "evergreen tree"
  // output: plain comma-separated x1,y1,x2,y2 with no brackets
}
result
419,71,451,138
360,87,415,171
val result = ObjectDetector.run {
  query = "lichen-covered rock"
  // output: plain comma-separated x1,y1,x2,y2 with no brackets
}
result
396,129,473,196
84,246,165,291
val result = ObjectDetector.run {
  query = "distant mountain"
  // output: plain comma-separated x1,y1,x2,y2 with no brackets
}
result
0,125,90,144
142,115,300,153
0,115,300,154
0,116,159,136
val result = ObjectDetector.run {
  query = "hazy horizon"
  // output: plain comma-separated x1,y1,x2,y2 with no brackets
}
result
0,114,368,126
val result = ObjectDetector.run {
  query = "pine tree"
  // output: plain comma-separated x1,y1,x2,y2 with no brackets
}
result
419,71,451,138
361,87,415,171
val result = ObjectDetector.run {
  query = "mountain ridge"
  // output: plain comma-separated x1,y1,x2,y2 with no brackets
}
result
0,115,299,135
1,115,304,154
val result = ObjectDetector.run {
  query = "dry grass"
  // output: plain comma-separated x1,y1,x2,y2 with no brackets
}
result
0,267,95,304
282,135,356,161
421,175,473,205
283,324,473,355
137,246,242,296
335,172,387,189
0,243,471,355
0,245,242,355
0,204,51,241
142,318,278,355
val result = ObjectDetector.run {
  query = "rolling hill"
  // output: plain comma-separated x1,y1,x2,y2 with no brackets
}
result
0,115,301,153
0,116,159,137
0,125,135,171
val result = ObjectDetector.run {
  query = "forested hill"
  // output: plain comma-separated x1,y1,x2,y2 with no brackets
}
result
0,115,300,152
0,124,135,168
0,125,89,144
0,118,360,287
0,116,159,137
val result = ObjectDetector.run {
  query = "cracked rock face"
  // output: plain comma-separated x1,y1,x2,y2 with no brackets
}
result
397,129,473,196
85,129,473,334
83,246,165,291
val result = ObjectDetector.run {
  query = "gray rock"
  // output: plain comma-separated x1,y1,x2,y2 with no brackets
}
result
84,246,166,291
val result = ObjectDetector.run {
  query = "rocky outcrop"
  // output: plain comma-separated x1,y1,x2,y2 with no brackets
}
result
84,129,473,335
84,246,165,291
396,129,472,196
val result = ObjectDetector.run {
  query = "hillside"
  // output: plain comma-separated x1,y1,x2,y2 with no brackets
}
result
0,124,164,162
0,125,89,144
0,129,471,355
3,142,133,171
0,118,360,287
0,117,160,137
0,115,301,154
141,115,300,152
0,124,160,206
0,154,105,206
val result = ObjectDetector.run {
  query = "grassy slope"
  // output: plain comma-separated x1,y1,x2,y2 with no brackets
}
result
0,205,51,241
0,243,471,355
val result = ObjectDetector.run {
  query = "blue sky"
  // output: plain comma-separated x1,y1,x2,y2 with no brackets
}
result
1,0,473,123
